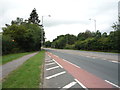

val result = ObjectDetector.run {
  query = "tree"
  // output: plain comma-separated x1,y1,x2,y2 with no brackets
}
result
28,8,40,25
45,41,51,47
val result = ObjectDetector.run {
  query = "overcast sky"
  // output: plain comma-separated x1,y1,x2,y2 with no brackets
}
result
0,0,119,41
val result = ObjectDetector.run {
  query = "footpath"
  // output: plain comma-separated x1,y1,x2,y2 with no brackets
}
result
0,52,38,81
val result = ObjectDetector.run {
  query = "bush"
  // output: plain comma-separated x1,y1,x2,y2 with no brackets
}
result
64,44,75,49
2,35,17,55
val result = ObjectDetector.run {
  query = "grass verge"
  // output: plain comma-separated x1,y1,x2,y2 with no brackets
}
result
1,52,34,65
2,50,45,88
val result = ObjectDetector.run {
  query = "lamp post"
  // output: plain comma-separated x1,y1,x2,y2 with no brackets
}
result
89,18,96,32
41,15,51,49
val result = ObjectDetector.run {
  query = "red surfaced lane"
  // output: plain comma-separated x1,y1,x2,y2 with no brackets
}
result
47,52,113,88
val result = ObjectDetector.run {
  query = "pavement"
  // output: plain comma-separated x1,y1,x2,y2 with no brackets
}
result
0,52,38,81
43,48,119,89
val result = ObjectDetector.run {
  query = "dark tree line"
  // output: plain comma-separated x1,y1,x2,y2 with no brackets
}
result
45,22,120,53
2,8,44,55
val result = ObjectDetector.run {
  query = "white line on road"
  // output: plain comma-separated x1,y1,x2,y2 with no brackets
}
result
46,66,60,71
62,81,77,88
45,60,53,63
52,59,63,68
105,80,120,88
45,62,56,65
86,56,90,58
103,58,107,60
63,59,81,69
48,55,51,58
46,71,66,79
111,61,119,63
92,57,96,59
55,55,59,58
74,79,88,90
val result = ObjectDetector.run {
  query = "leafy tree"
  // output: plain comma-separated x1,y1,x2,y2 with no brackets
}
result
65,34,77,45
28,8,40,25
45,41,51,47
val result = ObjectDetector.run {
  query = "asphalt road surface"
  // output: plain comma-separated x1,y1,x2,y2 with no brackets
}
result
44,48,119,88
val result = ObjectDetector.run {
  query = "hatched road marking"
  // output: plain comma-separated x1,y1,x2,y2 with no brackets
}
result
62,81,77,88
52,59,63,68
105,80,120,88
46,66,60,71
46,71,66,80
74,79,88,90
45,60,53,63
45,62,56,65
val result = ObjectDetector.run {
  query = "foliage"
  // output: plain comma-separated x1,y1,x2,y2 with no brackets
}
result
49,27,119,52
2,8,44,55
28,8,40,25
51,34,77,49
45,41,51,47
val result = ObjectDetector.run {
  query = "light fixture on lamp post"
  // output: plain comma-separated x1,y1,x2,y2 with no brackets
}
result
41,15,51,49
89,18,96,32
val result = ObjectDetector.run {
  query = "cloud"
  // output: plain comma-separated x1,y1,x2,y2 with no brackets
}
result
0,0,118,41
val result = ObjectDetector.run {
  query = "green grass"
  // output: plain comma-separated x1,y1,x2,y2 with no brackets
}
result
1,52,34,65
2,50,45,88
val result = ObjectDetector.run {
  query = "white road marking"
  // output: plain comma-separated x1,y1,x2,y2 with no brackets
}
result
55,55,59,58
52,59,63,68
46,71,66,79
45,60,53,63
45,62,56,65
46,66,60,71
74,79,88,90
103,58,107,60
92,57,96,59
105,80,120,88
48,55,51,58
111,61,118,63
86,56,90,58
63,59,81,69
62,81,77,88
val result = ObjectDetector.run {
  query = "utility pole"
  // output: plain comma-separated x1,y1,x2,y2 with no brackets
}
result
41,15,51,49
89,18,96,32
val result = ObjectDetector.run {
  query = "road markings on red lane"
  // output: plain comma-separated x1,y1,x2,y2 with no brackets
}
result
74,79,88,90
45,62,56,65
46,66,60,71
105,80,120,88
48,55,51,58
46,71,66,80
54,55,59,58
52,59,63,68
47,52,113,88
62,59,81,69
62,81,77,88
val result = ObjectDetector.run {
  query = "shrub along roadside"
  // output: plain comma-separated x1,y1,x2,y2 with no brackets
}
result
2,50,45,88
1,52,34,65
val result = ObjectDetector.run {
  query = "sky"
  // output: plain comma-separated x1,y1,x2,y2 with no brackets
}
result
0,0,119,41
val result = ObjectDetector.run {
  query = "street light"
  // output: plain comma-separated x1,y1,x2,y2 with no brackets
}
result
41,15,51,49
89,18,96,32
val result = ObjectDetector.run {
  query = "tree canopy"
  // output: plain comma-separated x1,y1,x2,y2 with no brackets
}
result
2,8,44,55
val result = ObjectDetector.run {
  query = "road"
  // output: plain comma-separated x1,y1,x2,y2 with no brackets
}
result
44,48,119,88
